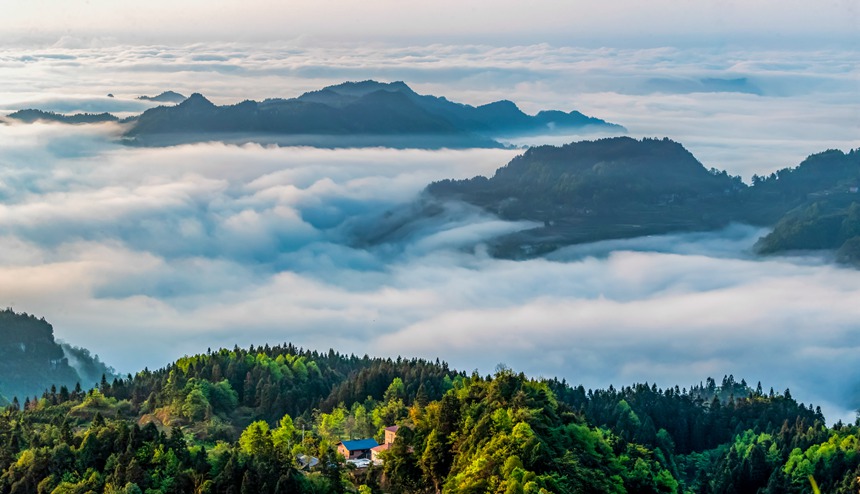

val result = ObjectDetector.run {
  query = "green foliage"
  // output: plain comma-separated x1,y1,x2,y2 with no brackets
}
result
756,201,854,253
239,421,273,458
317,406,348,442
0,340,854,494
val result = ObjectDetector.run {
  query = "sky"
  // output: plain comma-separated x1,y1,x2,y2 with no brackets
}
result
0,1,859,421
1,0,858,47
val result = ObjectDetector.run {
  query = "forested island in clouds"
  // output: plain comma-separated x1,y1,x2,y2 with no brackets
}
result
7,83,857,263
0,309,857,494
3,81,623,149
386,138,860,260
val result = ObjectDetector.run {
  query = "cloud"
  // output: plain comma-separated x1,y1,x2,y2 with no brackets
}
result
0,123,859,425
0,40,858,423
2,96,156,115
1,43,857,179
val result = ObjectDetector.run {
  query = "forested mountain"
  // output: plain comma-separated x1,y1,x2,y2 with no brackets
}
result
0,323,856,494
294,81,622,137
0,309,115,406
0,310,860,494
120,81,622,148
752,150,860,260
429,136,740,214
4,81,623,148
415,139,860,259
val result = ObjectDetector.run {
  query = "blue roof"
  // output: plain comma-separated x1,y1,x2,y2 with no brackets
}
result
340,439,379,451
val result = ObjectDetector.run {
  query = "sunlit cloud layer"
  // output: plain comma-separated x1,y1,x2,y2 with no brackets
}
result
0,43,857,179
0,123,858,424
0,34,858,424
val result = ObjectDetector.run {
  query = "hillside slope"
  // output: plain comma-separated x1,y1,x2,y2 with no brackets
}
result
0,309,114,403
417,139,860,259
0,334,850,494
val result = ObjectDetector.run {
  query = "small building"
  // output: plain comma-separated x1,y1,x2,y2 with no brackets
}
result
296,454,319,470
371,426,401,464
371,442,391,463
337,438,379,460
384,425,399,445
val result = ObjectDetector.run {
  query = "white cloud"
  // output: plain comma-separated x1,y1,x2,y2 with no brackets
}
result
1,43,856,179
0,123,858,423
0,37,858,423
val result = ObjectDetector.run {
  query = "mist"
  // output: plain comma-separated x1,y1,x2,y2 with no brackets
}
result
1,43,858,178
1,33,858,423
0,122,858,424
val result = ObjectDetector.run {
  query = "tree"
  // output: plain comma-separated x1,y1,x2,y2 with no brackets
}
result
420,429,448,492
239,421,273,460
272,413,297,461
384,378,406,403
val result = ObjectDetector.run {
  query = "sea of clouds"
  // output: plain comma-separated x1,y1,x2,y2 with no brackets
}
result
0,43,857,177
0,42,858,421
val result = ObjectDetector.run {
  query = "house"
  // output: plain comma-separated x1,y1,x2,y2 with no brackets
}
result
371,442,391,463
371,426,400,464
384,425,399,445
337,438,379,460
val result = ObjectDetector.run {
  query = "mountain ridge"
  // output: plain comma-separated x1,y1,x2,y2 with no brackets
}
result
123,81,624,147
4,80,624,149
362,138,860,259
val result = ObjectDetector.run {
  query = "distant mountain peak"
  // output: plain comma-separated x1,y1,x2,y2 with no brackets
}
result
137,90,187,103
179,93,216,109
322,80,416,97
481,99,518,109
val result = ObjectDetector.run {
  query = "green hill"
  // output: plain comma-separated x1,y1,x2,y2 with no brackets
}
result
753,149,860,259
0,309,114,403
422,137,747,257
420,139,860,259
0,332,852,494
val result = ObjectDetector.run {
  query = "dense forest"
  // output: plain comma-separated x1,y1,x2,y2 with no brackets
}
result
0,312,856,493
424,139,860,260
